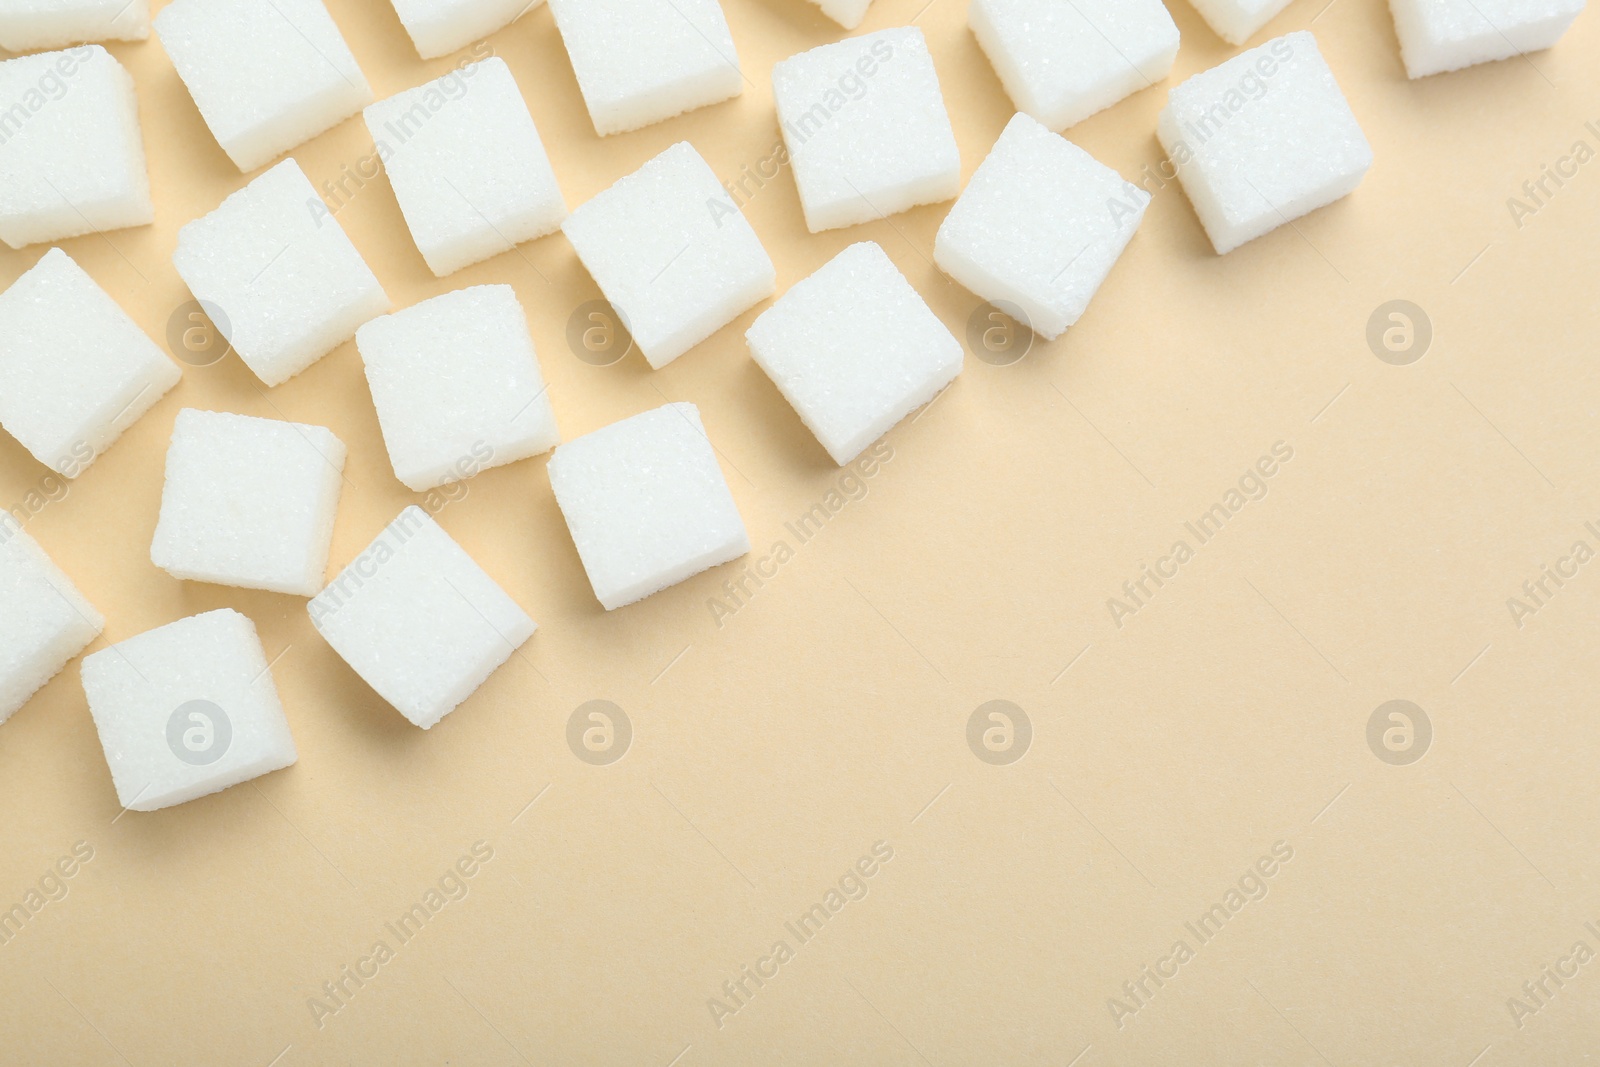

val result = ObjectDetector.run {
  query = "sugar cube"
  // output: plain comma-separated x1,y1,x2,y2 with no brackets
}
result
365,57,566,277
1389,0,1584,77
0,248,180,477
561,141,774,369
309,507,536,729
547,403,749,610
548,0,743,136
969,0,1180,130
804,0,873,28
173,158,389,387
0,46,152,250
387,0,532,59
356,285,560,491
935,113,1149,339
746,242,962,464
1157,31,1372,255
0,0,149,53
81,609,297,811
150,409,346,597
154,0,372,172
0,525,103,725
1186,0,1294,44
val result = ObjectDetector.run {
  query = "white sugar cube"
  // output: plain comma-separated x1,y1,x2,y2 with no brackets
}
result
173,159,389,387
387,0,532,59
1389,0,1583,77
804,0,873,28
1157,32,1372,255
0,46,152,250
0,248,180,477
309,507,535,729
548,403,749,610
1186,0,1293,43
356,285,560,491
154,0,372,172
81,609,297,811
970,0,1180,130
548,0,742,136
935,113,1149,339
150,409,346,597
562,141,774,369
773,28,960,233
0,0,149,52
0,526,103,725
746,242,962,464
365,58,566,277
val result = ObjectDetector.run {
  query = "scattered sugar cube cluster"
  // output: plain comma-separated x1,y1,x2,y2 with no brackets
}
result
0,0,1584,811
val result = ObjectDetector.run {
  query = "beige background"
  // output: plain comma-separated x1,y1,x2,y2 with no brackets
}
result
3,0,1599,1062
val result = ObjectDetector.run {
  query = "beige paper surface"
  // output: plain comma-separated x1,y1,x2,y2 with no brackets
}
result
3,0,1599,1062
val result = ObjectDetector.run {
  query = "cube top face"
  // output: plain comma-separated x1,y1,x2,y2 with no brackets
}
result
772,27,961,232
935,113,1150,339
366,57,567,277
154,0,372,171
1157,32,1373,254
561,141,776,369
969,0,1180,130
548,0,742,136
387,0,530,59
0,525,104,724
0,248,181,477
0,0,150,53
356,285,560,491
1390,0,1585,77
309,507,536,729
0,46,153,250
807,0,874,28
150,408,347,597
80,608,297,811
173,159,389,387
547,403,750,610
1186,0,1295,44
746,242,963,465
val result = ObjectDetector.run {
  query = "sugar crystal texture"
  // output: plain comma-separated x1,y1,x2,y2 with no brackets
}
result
1156,32,1372,255
548,0,742,136
561,141,775,369
1185,0,1295,44
0,0,149,53
0,46,153,249
150,409,347,597
746,242,963,465
772,27,960,232
365,57,566,277
969,0,1180,130
386,0,533,59
81,608,298,811
173,159,389,386
547,403,749,610
0,248,180,477
935,113,1150,339
309,507,536,729
356,285,561,491
0,525,103,725
804,0,873,27
1388,0,1584,77
154,0,372,171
